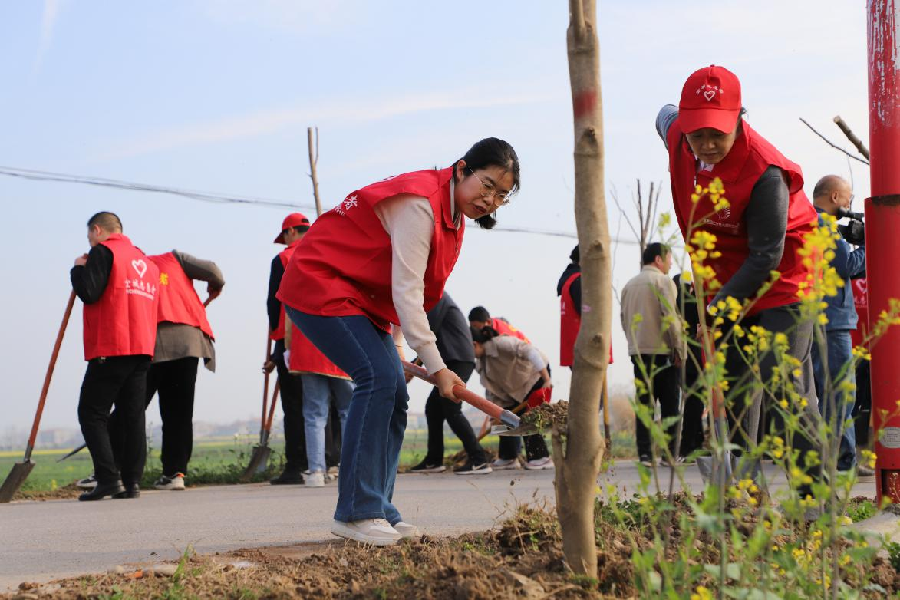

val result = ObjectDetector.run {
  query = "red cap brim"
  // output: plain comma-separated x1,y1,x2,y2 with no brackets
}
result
678,107,739,134
274,233,286,244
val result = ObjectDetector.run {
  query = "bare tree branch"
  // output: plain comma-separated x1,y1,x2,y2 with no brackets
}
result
799,117,869,165
833,115,870,160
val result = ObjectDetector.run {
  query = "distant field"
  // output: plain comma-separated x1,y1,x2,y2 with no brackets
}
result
1,429,635,493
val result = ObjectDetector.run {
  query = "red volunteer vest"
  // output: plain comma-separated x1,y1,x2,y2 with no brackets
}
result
287,327,350,379
559,272,580,367
667,120,817,314
851,278,869,348
277,168,464,331
148,252,214,340
82,234,159,360
492,318,530,344
558,271,612,367
271,240,301,342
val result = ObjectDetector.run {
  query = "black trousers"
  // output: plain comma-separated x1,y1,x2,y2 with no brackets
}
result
79,355,150,485
631,354,680,458
145,357,199,476
325,403,342,469
680,344,706,456
498,375,550,462
274,340,307,472
854,360,872,448
424,361,486,464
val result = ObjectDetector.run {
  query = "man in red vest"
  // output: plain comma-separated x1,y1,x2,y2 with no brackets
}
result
71,212,159,501
265,213,311,484
468,306,530,343
658,65,820,495
140,250,224,491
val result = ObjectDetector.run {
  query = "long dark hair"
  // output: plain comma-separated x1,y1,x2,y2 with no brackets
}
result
452,137,520,230
470,325,500,344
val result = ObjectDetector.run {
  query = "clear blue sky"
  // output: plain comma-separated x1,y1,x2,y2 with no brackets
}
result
0,1,872,434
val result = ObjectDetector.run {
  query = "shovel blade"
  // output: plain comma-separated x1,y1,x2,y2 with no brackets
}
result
497,424,540,437
0,461,36,503
240,446,271,482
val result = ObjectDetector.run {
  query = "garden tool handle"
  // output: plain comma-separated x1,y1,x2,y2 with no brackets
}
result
27,291,76,460
400,361,520,428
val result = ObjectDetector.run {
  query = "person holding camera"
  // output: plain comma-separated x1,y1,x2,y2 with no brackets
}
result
811,175,866,475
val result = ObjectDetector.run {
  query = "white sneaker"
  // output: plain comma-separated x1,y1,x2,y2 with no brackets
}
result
305,471,326,487
331,519,401,546
525,457,554,470
491,458,521,471
154,473,185,490
392,521,419,538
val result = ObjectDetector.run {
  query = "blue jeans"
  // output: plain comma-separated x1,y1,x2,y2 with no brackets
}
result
301,374,353,473
812,329,857,471
286,307,408,525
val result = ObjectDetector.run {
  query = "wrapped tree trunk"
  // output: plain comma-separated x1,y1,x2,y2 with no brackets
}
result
554,0,609,577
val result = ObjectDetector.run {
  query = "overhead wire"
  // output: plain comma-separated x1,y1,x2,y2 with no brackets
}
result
0,164,648,245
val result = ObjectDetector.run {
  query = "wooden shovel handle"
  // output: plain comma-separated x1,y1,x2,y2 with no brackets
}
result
27,291,76,456
264,381,280,433
401,361,505,421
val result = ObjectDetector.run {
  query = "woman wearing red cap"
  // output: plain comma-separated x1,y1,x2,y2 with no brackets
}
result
657,65,820,492
277,138,519,545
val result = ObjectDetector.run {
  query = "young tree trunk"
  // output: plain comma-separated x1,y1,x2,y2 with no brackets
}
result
555,0,609,577
307,127,322,217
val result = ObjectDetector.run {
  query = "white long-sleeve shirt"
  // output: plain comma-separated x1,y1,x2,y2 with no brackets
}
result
375,187,459,374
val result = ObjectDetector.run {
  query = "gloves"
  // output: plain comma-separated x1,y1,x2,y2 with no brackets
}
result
283,349,291,366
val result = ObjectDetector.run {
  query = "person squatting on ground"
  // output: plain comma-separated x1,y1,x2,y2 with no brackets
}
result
620,243,684,465
658,65,821,494
277,138,520,546
71,212,159,501
409,292,491,475
470,325,554,471
673,271,706,459
121,250,224,492
265,213,311,485
810,175,866,475
285,304,353,488
468,305,530,343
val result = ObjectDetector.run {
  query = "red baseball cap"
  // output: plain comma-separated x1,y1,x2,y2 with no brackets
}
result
274,212,310,244
678,65,742,134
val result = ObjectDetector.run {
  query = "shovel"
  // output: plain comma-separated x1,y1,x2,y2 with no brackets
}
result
57,442,86,462
0,291,76,503
401,361,536,435
241,376,281,481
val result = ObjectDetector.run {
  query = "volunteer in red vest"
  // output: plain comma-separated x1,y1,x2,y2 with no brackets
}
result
657,65,820,492
265,213,311,485
557,244,613,368
468,306,530,343
285,318,353,488
71,212,159,501
142,250,224,491
278,137,519,546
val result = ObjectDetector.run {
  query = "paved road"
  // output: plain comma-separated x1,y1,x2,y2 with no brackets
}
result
0,462,878,592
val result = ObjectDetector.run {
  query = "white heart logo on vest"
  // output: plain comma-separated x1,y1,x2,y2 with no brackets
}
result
132,259,147,279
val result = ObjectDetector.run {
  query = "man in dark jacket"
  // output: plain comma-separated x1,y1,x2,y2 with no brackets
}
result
410,293,491,474
811,175,866,473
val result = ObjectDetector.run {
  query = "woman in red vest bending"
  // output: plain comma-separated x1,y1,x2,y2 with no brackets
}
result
278,138,519,545
657,65,820,494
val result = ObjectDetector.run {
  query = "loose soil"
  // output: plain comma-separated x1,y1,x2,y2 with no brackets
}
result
6,498,899,599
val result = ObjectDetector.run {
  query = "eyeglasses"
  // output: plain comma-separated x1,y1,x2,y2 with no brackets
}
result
467,168,512,206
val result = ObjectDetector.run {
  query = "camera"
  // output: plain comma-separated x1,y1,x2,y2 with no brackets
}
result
836,208,865,246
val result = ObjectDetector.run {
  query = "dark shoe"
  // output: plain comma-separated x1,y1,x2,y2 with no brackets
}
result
270,470,304,485
114,483,140,499
79,480,125,501
409,459,447,473
639,455,654,467
453,460,492,475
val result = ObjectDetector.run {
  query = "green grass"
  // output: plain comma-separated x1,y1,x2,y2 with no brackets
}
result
2,428,637,493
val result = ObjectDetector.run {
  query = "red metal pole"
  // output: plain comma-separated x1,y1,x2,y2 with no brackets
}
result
867,0,900,504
